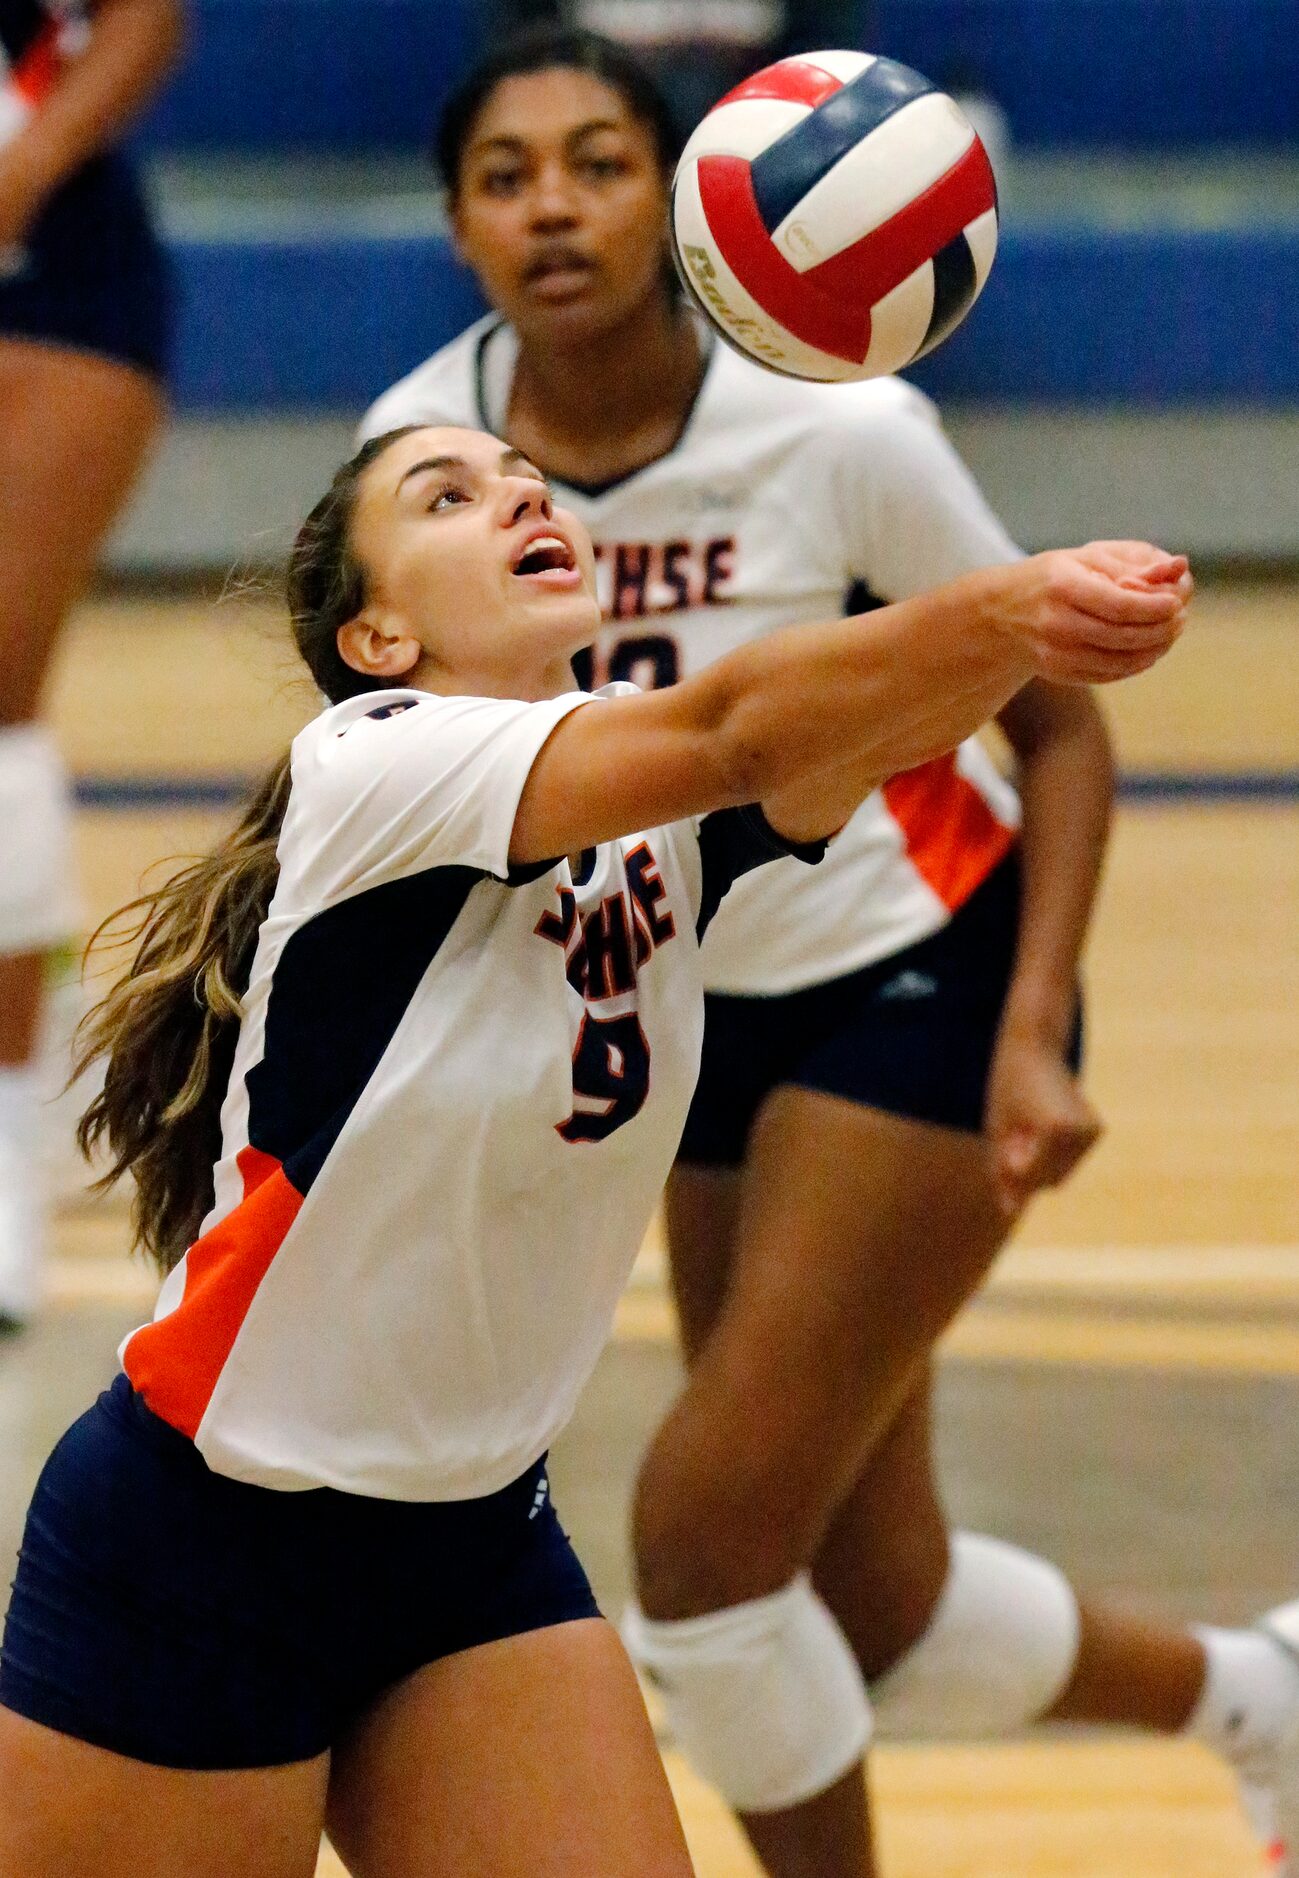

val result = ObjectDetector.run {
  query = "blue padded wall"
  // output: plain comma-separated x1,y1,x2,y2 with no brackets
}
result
165,223,1299,414
139,0,483,152
907,224,1299,402
864,0,1299,148
173,234,486,408
141,1,1299,154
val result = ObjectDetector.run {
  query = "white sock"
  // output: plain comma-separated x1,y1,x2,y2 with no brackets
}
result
0,1060,46,1321
0,1060,42,1145
1186,1626,1299,1769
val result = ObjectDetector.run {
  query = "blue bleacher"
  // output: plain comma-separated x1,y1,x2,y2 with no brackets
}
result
140,0,1299,415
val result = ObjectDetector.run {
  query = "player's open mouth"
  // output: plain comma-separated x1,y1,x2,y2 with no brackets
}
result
510,532,580,588
524,247,596,300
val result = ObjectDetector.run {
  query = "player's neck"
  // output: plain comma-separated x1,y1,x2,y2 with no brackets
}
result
403,649,578,705
508,295,704,489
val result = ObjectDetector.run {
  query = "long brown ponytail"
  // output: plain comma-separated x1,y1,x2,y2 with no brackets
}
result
76,429,418,1273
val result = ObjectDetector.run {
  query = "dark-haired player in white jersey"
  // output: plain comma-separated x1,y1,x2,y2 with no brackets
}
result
0,0,178,1328
362,28,1299,1878
0,420,1185,1872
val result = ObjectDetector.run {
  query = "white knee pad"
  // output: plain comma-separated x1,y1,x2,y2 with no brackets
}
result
869,1533,1081,1739
622,1574,872,1814
0,726,79,953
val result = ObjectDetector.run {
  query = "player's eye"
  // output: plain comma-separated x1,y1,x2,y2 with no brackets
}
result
578,155,628,183
428,486,470,513
479,168,523,197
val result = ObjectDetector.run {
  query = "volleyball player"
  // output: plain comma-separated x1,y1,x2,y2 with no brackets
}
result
0,0,178,1329
0,421,1183,1873
361,31,1299,1877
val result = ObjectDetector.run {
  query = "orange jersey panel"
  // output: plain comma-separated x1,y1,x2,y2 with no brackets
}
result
123,1156,304,1440
882,753,1015,912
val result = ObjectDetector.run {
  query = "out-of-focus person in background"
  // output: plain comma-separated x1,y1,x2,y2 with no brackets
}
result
491,0,861,120
0,0,180,1333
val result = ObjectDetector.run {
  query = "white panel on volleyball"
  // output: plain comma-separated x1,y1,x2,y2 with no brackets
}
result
796,49,873,84
672,159,867,382
965,206,999,290
861,261,937,377
679,97,809,163
771,93,977,272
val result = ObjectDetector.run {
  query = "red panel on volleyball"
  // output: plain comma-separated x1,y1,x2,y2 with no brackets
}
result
696,138,997,364
715,59,844,112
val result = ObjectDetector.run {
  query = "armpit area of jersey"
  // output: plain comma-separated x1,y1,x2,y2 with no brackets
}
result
695,803,826,940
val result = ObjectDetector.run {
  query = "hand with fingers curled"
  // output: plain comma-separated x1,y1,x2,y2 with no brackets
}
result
987,540,1192,687
984,1027,1103,1220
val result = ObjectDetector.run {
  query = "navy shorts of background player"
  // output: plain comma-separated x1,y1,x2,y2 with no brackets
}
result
0,147,172,380
678,854,1084,1167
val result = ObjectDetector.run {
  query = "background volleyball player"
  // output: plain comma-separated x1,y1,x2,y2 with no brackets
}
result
0,0,179,1330
363,30,1299,1878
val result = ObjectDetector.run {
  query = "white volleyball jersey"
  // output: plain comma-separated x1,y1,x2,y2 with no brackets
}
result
363,316,1022,995
120,686,818,1499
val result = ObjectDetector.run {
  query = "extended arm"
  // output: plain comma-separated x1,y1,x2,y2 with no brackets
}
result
0,0,183,243
510,543,1188,864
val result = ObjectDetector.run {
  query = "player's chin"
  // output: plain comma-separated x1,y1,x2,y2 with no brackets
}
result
510,584,600,644
515,280,644,346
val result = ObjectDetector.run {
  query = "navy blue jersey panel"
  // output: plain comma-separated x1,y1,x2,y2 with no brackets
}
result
750,59,935,238
695,806,826,942
245,867,481,1191
917,235,979,358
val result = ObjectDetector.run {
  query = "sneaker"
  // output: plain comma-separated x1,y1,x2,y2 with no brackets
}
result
1243,1603,1299,1876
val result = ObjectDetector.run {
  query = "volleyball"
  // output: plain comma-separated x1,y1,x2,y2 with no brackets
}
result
671,51,999,383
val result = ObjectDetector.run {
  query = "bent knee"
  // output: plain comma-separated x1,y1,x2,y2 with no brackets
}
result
632,1443,825,1619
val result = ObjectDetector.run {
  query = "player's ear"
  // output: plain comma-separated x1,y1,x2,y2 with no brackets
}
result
336,608,422,684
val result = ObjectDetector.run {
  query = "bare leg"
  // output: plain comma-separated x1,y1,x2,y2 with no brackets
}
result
636,1091,1010,1620
637,1092,1010,1875
0,338,164,1055
0,955,44,1070
0,340,162,1318
0,1705,328,1877
0,338,164,728
811,1375,951,1682
814,1370,1206,1727
1049,1605,1204,1729
641,1087,1214,1878
326,1620,694,1878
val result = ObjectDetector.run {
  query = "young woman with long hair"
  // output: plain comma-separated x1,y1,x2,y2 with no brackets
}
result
0,0,179,1328
362,29,1299,1877
0,417,1184,1875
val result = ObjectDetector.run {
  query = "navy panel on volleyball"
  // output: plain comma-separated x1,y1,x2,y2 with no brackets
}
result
671,50,999,384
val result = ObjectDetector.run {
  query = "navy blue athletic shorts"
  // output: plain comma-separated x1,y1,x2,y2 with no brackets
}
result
679,853,1083,1165
0,153,171,379
0,1375,598,1769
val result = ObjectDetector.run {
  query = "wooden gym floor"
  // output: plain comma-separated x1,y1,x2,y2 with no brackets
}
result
4,575,1298,1875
